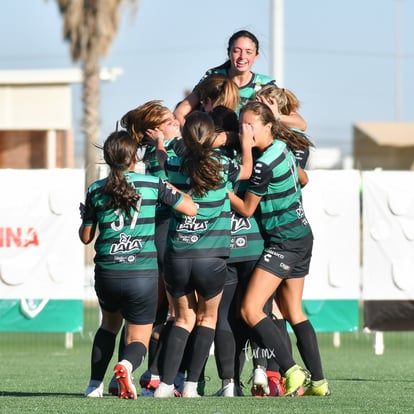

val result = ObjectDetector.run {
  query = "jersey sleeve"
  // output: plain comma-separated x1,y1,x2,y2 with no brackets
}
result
247,161,273,196
171,138,187,157
227,157,241,184
294,148,310,169
157,178,184,208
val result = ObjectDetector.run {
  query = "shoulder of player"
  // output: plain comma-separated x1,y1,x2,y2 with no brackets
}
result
252,72,275,85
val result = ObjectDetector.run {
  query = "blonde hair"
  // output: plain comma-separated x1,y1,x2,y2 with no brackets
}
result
195,73,240,111
255,85,300,114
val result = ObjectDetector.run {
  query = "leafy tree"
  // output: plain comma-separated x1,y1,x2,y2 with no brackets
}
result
55,0,138,187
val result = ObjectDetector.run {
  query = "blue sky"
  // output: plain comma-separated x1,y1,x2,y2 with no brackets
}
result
1,0,413,163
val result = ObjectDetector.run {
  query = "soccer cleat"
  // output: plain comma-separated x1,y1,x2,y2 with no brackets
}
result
154,381,175,398
108,375,119,396
182,381,201,398
304,379,331,396
212,379,236,397
284,365,311,397
266,370,286,397
114,363,137,400
84,382,103,398
140,370,161,396
251,365,270,397
139,369,152,388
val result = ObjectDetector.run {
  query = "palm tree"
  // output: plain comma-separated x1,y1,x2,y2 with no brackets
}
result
56,0,138,187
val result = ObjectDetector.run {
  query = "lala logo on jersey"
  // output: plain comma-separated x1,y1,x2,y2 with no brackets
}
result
110,233,142,254
231,212,251,233
177,216,208,232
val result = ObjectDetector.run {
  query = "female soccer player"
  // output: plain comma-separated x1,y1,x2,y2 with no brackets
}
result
174,30,306,130
228,101,330,397
153,111,252,398
80,130,197,399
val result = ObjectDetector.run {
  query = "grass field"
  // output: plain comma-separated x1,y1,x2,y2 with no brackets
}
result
1,305,414,413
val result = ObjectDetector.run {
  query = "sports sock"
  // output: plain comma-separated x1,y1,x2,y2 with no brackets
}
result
268,318,292,373
160,325,190,385
214,329,236,380
151,319,174,375
292,320,324,381
122,340,147,372
90,328,117,381
252,316,296,373
273,318,292,355
250,338,268,369
186,326,215,382
117,325,126,360
234,319,250,382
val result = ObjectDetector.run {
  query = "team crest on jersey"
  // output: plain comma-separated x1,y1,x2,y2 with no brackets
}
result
230,236,247,249
231,213,251,233
177,216,208,232
110,233,142,254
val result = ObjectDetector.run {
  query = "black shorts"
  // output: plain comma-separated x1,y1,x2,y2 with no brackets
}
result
94,268,158,325
256,232,313,279
155,216,170,272
164,256,227,299
227,260,257,291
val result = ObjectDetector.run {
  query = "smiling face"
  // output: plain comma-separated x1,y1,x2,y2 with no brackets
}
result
228,36,258,74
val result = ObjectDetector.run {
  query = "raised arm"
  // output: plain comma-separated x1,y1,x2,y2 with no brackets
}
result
174,91,200,128
256,95,307,130
279,111,307,130
237,123,254,180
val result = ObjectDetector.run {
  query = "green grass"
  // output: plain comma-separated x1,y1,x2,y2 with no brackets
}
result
1,306,414,413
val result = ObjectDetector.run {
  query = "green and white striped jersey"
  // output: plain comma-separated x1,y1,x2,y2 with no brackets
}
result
83,171,183,272
247,140,312,243
165,154,239,259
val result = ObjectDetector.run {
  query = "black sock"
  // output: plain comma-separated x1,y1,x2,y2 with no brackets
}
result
186,326,215,382
214,329,236,379
160,325,189,385
122,341,147,372
153,319,174,375
268,318,291,373
252,317,296,373
90,328,116,381
273,318,292,355
117,325,126,360
148,334,159,373
198,358,207,383
250,339,268,369
292,320,324,381
234,320,249,382
178,329,194,374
